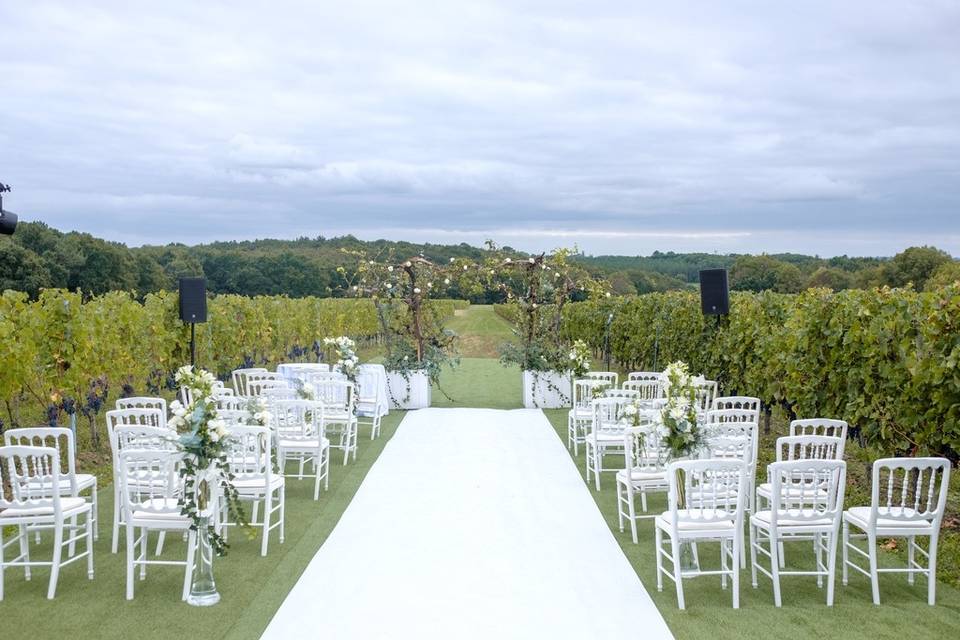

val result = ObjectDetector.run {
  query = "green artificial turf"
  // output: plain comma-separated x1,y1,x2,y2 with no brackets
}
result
3,354,959,640
0,414,404,640
541,408,960,639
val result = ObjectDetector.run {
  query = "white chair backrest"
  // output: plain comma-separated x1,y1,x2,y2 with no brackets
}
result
775,435,843,462
226,425,273,480
585,371,619,387
113,424,178,454
767,459,846,524
0,445,64,513
117,449,183,519
262,386,298,403
623,424,667,472
705,408,756,424
572,379,597,413
591,396,629,438
245,373,287,398
790,419,848,457
217,395,246,411
4,427,80,494
313,379,355,415
704,425,758,466
603,387,640,401
628,371,661,382
217,409,250,425
232,367,268,395
667,458,747,525
355,367,381,403
870,457,951,525
621,379,661,400
693,379,718,413
212,382,235,397
106,408,166,456
711,396,760,423
116,397,168,428
272,399,325,441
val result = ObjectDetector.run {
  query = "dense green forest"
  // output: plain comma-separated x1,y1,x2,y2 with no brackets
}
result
1,221,957,300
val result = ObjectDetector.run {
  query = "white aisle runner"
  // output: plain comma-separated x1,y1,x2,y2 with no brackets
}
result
261,408,674,640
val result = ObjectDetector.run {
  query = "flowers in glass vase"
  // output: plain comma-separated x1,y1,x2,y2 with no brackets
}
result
170,365,247,555
568,339,591,378
658,361,705,459
324,336,360,382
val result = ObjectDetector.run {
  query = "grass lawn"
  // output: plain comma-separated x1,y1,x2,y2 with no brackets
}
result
541,408,960,639
0,414,405,640
3,341,958,640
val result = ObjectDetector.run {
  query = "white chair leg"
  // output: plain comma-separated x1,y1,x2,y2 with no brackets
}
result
750,524,758,588
91,483,99,541
279,488,286,544
47,522,63,600
156,531,166,556
616,481,625,532
628,486,638,545
140,530,148,580
867,531,880,605
18,525,31,580
0,525,5,601
826,530,838,606
770,529,782,607
732,536,741,609
125,525,136,600
67,514,77,557
112,487,121,554
671,536,685,610
907,536,915,585
842,521,849,585
260,494,271,556
86,511,95,579
654,526,664,592
928,531,939,606
816,532,824,589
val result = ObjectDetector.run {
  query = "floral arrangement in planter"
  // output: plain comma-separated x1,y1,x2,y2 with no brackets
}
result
346,252,467,407
323,335,360,383
658,361,705,459
490,248,607,407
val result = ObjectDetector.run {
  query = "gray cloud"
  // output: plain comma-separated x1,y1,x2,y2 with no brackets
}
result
1,0,958,256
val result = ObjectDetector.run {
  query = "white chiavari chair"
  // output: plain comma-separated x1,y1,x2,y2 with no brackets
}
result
616,422,668,543
843,457,951,605
585,396,630,491
750,459,846,607
232,367,268,396
655,458,748,610
0,445,95,600
273,399,329,500
313,379,358,465
223,425,284,556
116,397,168,428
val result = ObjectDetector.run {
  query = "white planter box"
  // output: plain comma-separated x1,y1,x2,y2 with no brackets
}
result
522,370,572,409
386,370,432,409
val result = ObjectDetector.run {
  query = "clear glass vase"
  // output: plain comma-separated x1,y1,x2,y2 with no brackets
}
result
186,476,221,607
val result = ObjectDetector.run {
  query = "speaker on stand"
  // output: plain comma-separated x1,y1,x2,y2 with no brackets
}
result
699,268,729,317
179,277,208,367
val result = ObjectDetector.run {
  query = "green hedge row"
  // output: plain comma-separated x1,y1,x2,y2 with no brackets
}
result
561,286,960,457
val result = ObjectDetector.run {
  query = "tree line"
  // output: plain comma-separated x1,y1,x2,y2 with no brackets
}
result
1,220,957,300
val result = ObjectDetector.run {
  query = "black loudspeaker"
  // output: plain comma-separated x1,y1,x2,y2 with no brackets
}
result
179,277,208,323
699,269,729,315
0,209,17,235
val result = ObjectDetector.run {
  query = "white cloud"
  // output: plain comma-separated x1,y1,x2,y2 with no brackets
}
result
1,0,958,256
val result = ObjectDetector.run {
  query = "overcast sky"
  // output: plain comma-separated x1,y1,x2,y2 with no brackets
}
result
2,1,959,256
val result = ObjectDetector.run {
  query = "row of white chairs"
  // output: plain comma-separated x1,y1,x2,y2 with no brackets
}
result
650,455,951,610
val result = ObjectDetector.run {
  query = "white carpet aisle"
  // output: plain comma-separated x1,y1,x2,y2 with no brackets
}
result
260,408,674,640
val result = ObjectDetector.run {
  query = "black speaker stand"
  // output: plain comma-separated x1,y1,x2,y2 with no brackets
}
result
190,322,196,367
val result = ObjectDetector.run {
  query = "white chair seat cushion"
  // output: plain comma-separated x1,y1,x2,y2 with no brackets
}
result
589,432,625,443
843,506,931,530
0,497,89,518
233,475,285,492
617,468,668,482
751,509,833,528
655,510,737,531
279,437,331,451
